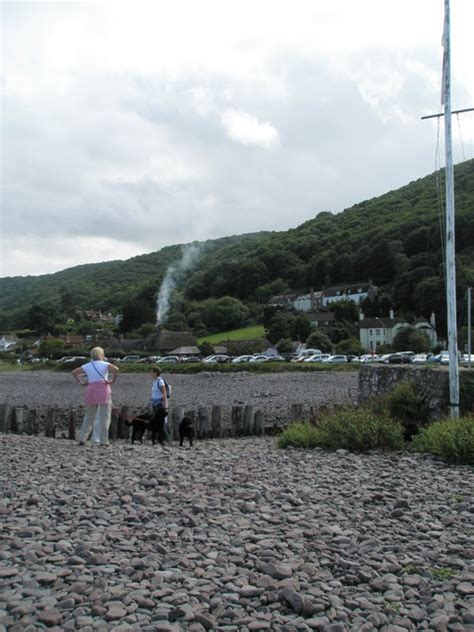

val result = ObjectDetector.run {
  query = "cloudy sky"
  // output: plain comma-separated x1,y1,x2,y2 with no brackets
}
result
1,0,473,278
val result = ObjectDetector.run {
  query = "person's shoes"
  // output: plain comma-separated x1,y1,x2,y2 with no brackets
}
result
78,441,85,446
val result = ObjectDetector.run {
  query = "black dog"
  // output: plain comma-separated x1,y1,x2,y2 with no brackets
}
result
127,407,166,445
179,416,194,447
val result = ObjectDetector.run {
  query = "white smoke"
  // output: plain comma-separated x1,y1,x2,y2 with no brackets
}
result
156,243,201,325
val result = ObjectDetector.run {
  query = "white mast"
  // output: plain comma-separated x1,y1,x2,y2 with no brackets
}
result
442,0,460,418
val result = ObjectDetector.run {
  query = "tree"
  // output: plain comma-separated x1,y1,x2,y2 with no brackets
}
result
27,303,62,334
276,337,293,353
292,315,312,342
336,338,363,355
199,341,214,357
267,314,293,345
305,330,332,353
120,299,156,333
332,299,359,322
393,326,431,352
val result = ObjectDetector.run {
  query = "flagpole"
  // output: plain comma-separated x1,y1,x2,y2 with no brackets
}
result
442,0,460,418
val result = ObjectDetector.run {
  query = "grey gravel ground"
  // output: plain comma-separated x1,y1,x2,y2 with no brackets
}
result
0,434,473,631
0,371,359,427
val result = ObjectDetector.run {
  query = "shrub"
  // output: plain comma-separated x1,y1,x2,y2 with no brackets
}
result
278,408,404,452
384,381,430,440
411,416,474,465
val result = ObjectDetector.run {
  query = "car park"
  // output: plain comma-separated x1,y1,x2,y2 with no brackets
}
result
461,353,474,366
322,355,348,364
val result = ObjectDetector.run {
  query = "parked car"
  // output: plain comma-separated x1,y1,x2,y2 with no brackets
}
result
291,349,322,362
57,355,87,364
383,352,413,364
266,355,286,362
360,354,381,363
231,355,254,363
202,354,229,364
120,355,142,363
303,353,330,363
346,355,360,363
322,355,348,364
159,355,180,364
248,354,270,363
412,353,433,365
461,353,474,366
181,356,201,363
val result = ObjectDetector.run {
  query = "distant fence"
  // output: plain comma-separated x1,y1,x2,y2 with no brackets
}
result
0,400,356,442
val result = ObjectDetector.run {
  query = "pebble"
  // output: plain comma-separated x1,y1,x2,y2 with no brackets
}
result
0,433,472,630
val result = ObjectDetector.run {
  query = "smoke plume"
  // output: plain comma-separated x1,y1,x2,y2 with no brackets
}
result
156,243,201,325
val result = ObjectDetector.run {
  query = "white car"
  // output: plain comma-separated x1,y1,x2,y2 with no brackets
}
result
202,354,229,364
322,355,348,364
360,354,381,363
304,353,330,363
248,355,270,363
461,353,474,366
412,353,432,365
231,355,254,363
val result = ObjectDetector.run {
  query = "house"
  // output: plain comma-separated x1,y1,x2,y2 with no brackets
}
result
359,310,437,351
43,334,85,347
308,311,335,327
0,333,20,351
322,280,377,307
145,330,198,354
268,289,323,313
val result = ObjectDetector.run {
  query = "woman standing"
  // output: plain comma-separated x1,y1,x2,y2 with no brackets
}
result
72,347,119,446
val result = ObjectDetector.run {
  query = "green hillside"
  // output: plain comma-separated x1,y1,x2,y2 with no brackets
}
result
1,159,473,337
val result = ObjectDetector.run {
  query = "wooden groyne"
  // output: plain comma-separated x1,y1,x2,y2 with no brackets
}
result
0,402,318,442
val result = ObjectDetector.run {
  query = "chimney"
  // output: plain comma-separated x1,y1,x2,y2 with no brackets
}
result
359,311,364,321
430,312,436,328
389,308,394,320
310,287,314,310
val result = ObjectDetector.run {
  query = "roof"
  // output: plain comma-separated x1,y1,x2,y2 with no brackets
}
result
169,346,201,355
308,311,335,322
358,318,407,329
324,282,373,297
146,330,198,352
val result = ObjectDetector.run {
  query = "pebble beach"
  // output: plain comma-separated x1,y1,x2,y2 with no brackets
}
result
0,431,473,631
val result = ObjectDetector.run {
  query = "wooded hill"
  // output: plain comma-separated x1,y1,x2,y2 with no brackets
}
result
1,159,473,336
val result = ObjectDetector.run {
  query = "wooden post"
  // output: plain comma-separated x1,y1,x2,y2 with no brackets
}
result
198,407,209,439
118,406,130,440
44,407,57,438
68,410,77,440
186,410,197,437
243,405,254,436
10,408,24,434
109,407,119,441
254,410,265,435
0,404,11,433
172,407,184,441
211,405,222,438
231,406,243,437
26,409,39,435
290,404,304,423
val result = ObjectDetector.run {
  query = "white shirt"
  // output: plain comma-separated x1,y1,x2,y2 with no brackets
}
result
82,360,110,383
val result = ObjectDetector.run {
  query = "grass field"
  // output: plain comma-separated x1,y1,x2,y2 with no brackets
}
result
198,325,266,344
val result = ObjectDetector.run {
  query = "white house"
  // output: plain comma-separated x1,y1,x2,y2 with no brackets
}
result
322,281,377,307
359,311,437,351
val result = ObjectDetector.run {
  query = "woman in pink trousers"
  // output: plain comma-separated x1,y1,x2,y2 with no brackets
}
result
72,347,119,446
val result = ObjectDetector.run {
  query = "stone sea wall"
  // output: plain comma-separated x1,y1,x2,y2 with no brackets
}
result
359,365,474,418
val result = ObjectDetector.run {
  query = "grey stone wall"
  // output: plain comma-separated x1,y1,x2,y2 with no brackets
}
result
359,365,474,418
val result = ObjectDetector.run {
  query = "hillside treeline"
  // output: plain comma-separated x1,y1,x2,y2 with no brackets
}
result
1,159,473,337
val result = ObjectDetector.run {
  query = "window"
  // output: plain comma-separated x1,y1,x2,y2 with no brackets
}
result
376,329,380,335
